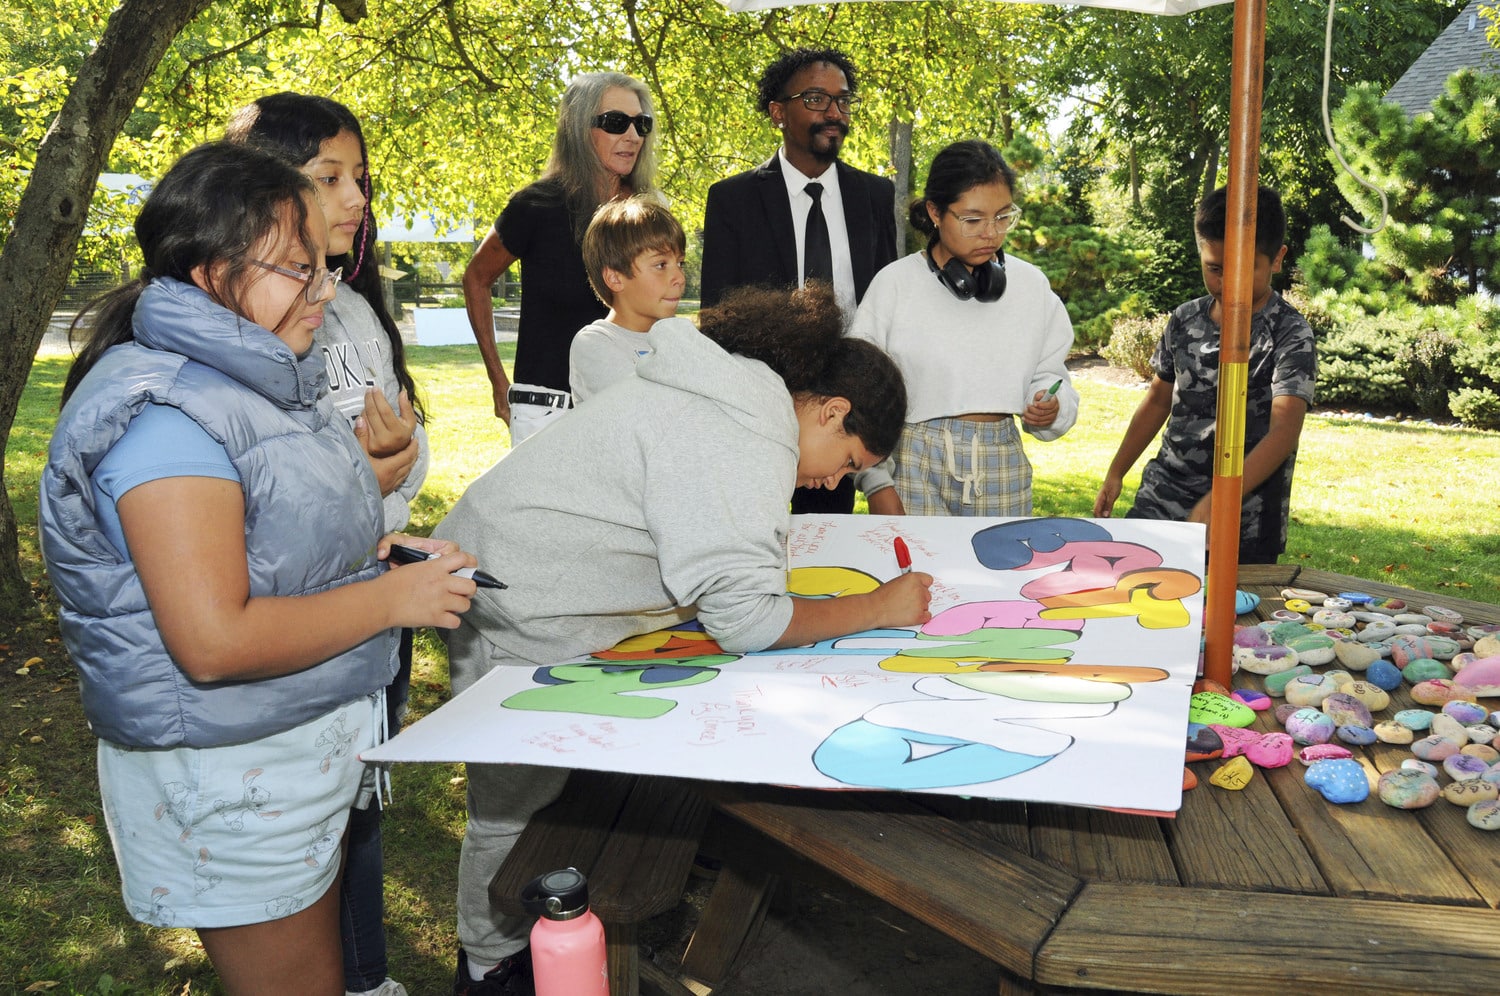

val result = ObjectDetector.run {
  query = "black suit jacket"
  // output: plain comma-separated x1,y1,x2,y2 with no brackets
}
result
700,155,898,307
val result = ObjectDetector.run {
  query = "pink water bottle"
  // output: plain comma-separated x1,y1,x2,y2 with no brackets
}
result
521,867,608,996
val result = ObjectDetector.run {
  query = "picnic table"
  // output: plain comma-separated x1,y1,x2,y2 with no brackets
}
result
494,565,1500,994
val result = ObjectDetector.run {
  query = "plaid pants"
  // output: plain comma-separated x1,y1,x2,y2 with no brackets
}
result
891,416,1032,516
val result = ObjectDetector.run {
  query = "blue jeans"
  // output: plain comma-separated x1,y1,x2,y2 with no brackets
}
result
340,628,412,992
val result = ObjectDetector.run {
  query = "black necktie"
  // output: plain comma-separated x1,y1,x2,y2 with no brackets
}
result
803,182,833,285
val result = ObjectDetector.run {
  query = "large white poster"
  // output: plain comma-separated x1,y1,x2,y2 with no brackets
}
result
367,515,1206,814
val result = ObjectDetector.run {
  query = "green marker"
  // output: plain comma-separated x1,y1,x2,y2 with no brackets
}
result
1046,379,1063,398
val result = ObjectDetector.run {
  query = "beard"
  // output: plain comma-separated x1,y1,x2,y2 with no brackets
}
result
807,121,848,164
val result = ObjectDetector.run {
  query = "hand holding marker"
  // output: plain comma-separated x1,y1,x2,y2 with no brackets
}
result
1047,378,1063,399
388,543,506,590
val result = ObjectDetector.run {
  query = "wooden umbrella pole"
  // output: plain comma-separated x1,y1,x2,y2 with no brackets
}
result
1202,0,1267,688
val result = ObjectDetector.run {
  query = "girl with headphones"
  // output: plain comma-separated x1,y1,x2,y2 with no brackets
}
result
849,139,1078,516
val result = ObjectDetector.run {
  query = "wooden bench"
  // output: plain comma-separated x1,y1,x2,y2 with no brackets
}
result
489,769,710,996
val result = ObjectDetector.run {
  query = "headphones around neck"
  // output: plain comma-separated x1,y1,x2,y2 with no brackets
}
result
926,245,1007,303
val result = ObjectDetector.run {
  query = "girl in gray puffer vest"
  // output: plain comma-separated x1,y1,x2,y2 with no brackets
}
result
38,141,477,996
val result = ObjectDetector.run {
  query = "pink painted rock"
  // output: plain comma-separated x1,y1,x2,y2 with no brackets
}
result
1410,735,1460,762
1297,743,1353,765
1410,679,1459,706
1231,688,1272,711
1453,656,1500,697
1209,724,1265,759
1377,769,1441,810
1245,732,1295,768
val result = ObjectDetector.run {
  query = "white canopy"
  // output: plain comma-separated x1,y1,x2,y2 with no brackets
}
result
719,0,1230,15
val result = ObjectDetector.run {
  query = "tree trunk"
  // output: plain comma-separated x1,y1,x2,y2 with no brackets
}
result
1129,145,1141,210
888,116,913,255
0,0,217,617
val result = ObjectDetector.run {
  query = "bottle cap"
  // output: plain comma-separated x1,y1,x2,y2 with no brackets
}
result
521,867,591,920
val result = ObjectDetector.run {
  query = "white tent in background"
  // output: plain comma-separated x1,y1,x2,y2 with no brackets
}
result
717,0,1269,685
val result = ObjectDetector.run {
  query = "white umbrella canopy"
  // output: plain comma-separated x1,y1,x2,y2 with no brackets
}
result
718,0,1267,686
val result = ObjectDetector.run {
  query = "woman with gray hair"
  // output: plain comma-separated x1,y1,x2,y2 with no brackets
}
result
461,72,659,444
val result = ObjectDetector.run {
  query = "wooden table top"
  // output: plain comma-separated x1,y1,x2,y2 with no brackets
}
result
700,565,1500,994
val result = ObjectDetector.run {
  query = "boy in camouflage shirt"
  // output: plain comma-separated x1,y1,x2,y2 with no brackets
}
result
1093,185,1316,563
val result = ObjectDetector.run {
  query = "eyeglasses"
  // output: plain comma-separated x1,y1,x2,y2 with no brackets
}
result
248,259,342,304
592,111,654,136
778,90,862,114
947,205,1023,237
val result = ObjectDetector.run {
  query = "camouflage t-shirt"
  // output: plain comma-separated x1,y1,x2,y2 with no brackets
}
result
1127,292,1316,555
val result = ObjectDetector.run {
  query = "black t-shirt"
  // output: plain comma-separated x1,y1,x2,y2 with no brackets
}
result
495,180,606,391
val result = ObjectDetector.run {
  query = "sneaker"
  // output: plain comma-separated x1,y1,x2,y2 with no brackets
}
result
347,980,408,996
453,947,534,996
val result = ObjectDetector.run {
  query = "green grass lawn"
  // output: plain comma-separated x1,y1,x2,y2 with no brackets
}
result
3,343,1499,994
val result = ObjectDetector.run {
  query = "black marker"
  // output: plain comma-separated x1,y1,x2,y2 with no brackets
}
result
387,543,506,590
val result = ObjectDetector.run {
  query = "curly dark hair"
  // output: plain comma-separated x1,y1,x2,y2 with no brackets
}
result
698,283,906,456
756,48,858,115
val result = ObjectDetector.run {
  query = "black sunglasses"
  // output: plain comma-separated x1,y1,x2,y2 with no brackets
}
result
592,111,654,136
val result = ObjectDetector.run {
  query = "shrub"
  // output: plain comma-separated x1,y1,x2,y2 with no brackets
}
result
1449,388,1500,430
1101,313,1162,379
1395,327,1459,416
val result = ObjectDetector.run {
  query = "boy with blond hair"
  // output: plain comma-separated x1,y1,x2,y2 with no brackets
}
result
569,197,687,403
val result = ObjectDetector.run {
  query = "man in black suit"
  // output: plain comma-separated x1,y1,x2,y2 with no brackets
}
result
701,47,898,514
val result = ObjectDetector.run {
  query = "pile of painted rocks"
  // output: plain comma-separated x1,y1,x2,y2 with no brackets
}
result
1185,587,1500,832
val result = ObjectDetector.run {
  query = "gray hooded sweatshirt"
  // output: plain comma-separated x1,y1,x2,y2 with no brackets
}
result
435,317,798,678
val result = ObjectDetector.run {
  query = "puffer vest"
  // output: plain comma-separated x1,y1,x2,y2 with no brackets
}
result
39,278,394,748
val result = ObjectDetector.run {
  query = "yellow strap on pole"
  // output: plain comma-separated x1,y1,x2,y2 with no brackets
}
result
1202,0,1267,689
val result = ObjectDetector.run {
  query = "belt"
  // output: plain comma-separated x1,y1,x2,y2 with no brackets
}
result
508,388,572,410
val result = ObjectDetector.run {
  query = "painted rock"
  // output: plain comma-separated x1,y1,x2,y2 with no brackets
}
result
1443,753,1490,782
1338,591,1374,605
1357,622,1398,644
1441,699,1490,725
1234,645,1300,676
1305,758,1369,803
1286,708,1337,745
1393,709,1434,731
1272,609,1306,623
1485,764,1500,788
1284,674,1340,708
1185,723,1224,761
1286,634,1336,666
1373,720,1415,745
1423,636,1463,661
1273,703,1302,725
1474,634,1500,658
1423,604,1462,625
1393,623,1434,637
1210,755,1254,790
1389,636,1436,666
1234,625,1272,648
1369,596,1406,611
1270,621,1314,646
1230,688,1271,711
1453,657,1500,697
1467,624,1500,641
1264,665,1314,697
1463,743,1500,764
1189,692,1256,728
1312,609,1356,629
1245,732,1295,769
1467,799,1500,830
1321,692,1373,729
1427,622,1463,638
1401,758,1439,778
1401,658,1452,684
1410,679,1459,705
1352,610,1395,625
1323,669,1356,689
1364,659,1404,691
1210,724,1265,759
1195,677,1232,697
1182,766,1198,790
1333,640,1382,671
1493,710,1500,728
1283,597,1314,613
1298,743,1353,765
1323,597,1353,610
1410,735,1460,762
1336,724,1378,746
1465,724,1499,746
1322,628,1358,642
1450,652,1479,670
1393,613,1435,626
1341,681,1390,711
1281,588,1327,602
1430,714,1471,746
1377,769,1441,810
1235,590,1261,615
1442,781,1498,807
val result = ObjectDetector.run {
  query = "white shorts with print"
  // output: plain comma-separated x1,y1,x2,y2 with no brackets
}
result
97,693,382,929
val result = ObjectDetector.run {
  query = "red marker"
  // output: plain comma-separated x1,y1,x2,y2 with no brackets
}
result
893,536,912,575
